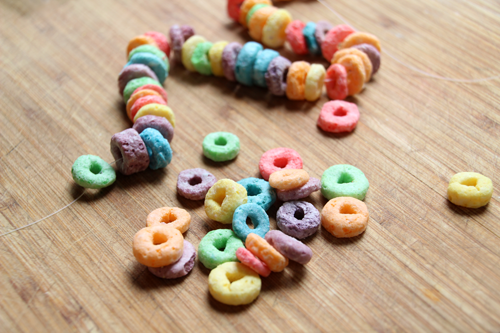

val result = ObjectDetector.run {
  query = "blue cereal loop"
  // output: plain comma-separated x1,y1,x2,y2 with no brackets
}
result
139,128,172,170
252,49,279,88
232,203,270,242
127,52,168,84
303,22,321,56
237,177,276,211
235,42,263,86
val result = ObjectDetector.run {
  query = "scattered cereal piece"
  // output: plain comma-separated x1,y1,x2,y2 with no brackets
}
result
232,203,270,242
259,147,303,181
71,155,116,189
148,240,196,279
245,233,288,272
146,207,191,233
269,169,309,191
208,262,261,305
265,230,313,264
276,201,320,239
277,177,320,201
447,172,493,208
199,229,244,269
321,197,369,238
321,164,369,200
133,224,184,267
236,247,271,277
317,100,360,133
205,179,248,224
202,132,240,162
177,168,217,201
237,177,276,211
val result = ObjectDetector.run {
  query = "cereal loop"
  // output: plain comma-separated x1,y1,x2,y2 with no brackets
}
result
133,115,174,143
321,24,355,62
447,172,493,208
245,233,288,272
332,48,372,82
285,20,308,55
192,42,214,76
339,32,381,52
127,35,158,56
239,0,272,26
262,9,292,48
228,0,246,21
232,203,270,242
286,61,311,101
259,147,303,181
133,104,176,128
144,31,170,57
205,179,248,224
132,224,184,267
148,240,196,279
338,55,366,96
130,95,167,121
182,35,207,72
110,129,149,175
132,84,168,105
321,164,369,200
209,41,229,77
248,6,277,42
146,207,191,233
199,229,245,269
317,100,360,133
177,168,217,201
126,89,161,120
269,169,309,191
71,155,116,189
304,64,326,102
325,64,348,100
321,197,369,238
202,132,240,162
236,247,271,277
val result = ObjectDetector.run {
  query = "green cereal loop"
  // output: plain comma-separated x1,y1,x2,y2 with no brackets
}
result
246,4,269,24
71,155,116,189
198,229,244,269
321,164,369,200
123,77,161,104
128,45,169,70
191,42,213,75
202,132,240,162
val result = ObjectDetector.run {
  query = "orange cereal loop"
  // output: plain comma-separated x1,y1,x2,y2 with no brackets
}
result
132,224,184,267
127,35,158,56
269,169,309,191
338,32,381,52
332,48,372,82
239,0,272,26
286,61,311,101
248,6,277,42
126,89,161,120
146,207,191,233
245,233,288,272
321,197,369,238
338,55,366,96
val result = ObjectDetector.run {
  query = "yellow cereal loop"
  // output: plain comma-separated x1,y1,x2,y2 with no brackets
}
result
205,179,248,224
127,35,158,56
332,48,373,82
182,35,207,72
447,172,493,208
338,32,381,52
208,262,261,306
338,55,366,96
262,9,292,48
209,41,229,77
249,6,277,42
133,103,176,127
304,64,326,102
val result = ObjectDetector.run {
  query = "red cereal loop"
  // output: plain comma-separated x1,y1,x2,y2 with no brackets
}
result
259,147,303,181
236,247,271,277
317,100,360,133
228,0,246,21
144,31,171,58
325,64,348,101
130,95,167,120
285,20,308,55
132,84,168,104
321,24,355,62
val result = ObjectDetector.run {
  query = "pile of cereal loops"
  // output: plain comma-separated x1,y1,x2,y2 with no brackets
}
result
132,146,372,306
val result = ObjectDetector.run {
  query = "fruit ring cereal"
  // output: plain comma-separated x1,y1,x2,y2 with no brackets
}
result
276,201,320,239
447,172,493,208
222,42,243,82
339,32,381,52
118,64,159,96
169,25,188,60
202,132,240,162
277,177,321,201
352,43,381,75
110,128,150,175
245,233,288,272
262,9,292,48
123,77,161,104
304,63,326,102
177,168,217,200
130,95,167,121
208,262,261,306
321,197,369,238
132,224,184,267
129,45,168,67
259,147,303,181
252,49,279,88
132,84,168,105
209,41,229,77
317,100,360,133
303,22,320,55
71,155,116,189
182,35,207,72
126,89,162,119
285,20,308,55
205,179,248,224
314,20,333,46
228,0,245,21
198,229,245,269
265,230,313,264
127,52,169,84
236,247,271,277
143,31,170,57
235,41,263,86
133,104,176,127
338,54,366,96
239,0,272,26
265,56,291,96
248,6,277,42
269,169,309,191
146,207,191,233
246,3,269,25
332,48,372,82
321,24,355,62
237,177,276,211
192,41,214,75
325,64,348,100
127,35,157,56
232,203,270,242
133,115,174,143
321,164,369,200
148,240,196,279
286,61,311,100
139,128,172,170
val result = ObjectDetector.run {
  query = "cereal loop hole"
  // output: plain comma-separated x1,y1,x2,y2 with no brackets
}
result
246,217,255,229
246,184,262,197
215,137,227,146
153,232,168,245
189,176,202,186
89,162,102,175
461,178,478,188
212,187,227,206
226,272,244,283
333,107,348,117
338,172,354,184
282,68,289,83
294,207,305,220
274,157,288,168
160,211,177,223
340,204,357,215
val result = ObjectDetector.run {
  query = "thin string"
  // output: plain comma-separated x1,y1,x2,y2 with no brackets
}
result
317,0,500,83
0,158,122,238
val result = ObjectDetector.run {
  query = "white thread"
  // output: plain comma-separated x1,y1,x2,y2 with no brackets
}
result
317,0,500,83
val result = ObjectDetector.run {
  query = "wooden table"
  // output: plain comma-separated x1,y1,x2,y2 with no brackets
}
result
1,0,499,331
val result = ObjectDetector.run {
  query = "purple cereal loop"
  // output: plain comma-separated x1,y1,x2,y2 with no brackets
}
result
148,240,196,279
314,20,333,46
265,230,313,265
222,42,243,82
352,43,381,75
177,168,217,200
118,64,159,96
169,25,185,61
277,177,321,201
133,115,174,143
265,56,291,96
181,25,195,41
110,128,150,175
276,201,320,239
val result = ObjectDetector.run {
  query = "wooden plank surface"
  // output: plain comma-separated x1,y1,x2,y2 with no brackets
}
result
0,0,499,331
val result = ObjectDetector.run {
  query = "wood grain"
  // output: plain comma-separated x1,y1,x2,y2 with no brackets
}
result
0,0,499,332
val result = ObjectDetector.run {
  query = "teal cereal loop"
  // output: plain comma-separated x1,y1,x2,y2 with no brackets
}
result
139,128,172,170
252,49,279,88
128,45,169,68
237,177,276,211
198,229,244,269
123,77,161,104
321,164,369,200
202,132,240,162
127,52,168,84
232,203,270,242
303,22,321,55
192,42,213,75
71,155,116,189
